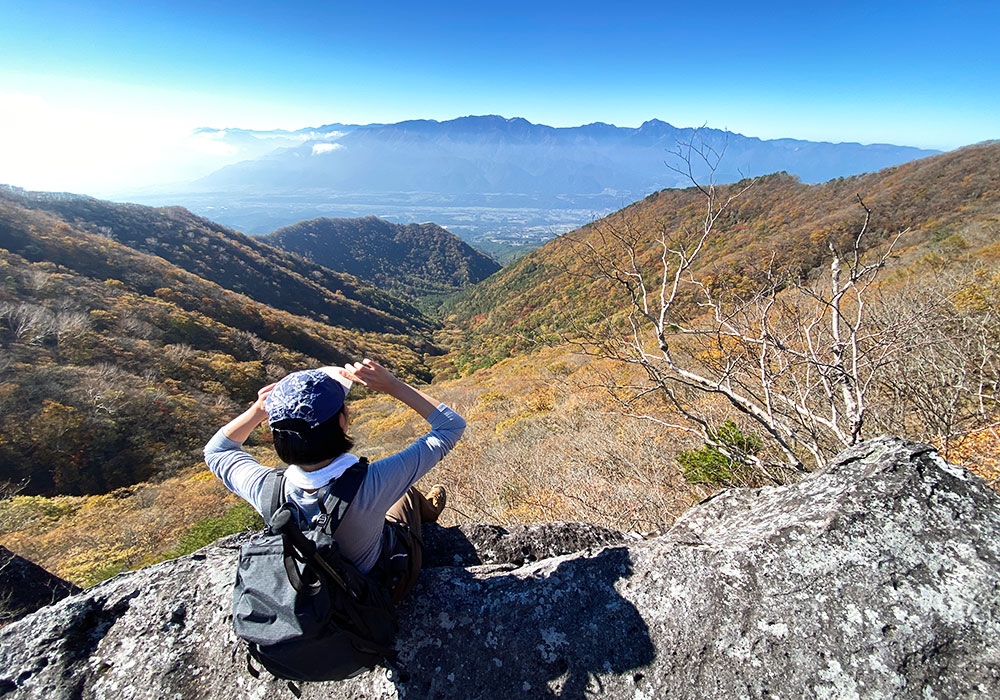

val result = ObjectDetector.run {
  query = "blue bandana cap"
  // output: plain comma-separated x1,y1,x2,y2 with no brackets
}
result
265,367,353,428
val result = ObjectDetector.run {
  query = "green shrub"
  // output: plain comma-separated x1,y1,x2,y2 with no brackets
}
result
677,421,762,487
931,225,955,243
940,233,969,253
78,560,131,588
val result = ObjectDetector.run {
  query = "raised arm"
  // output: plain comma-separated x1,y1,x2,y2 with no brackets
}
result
336,359,439,419
337,359,465,511
219,383,276,443
203,383,277,515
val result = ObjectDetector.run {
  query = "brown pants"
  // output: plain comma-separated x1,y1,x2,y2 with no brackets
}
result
385,487,440,603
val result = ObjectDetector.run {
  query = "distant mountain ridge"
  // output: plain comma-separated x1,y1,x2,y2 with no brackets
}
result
114,116,941,260
262,216,501,302
193,115,939,205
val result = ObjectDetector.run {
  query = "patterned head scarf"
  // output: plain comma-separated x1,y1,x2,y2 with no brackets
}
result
264,367,353,428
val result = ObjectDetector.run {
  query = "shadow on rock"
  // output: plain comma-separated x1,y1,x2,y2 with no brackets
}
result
421,521,627,569
0,546,80,626
394,541,653,700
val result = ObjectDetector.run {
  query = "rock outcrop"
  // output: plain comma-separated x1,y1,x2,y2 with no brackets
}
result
1,437,998,699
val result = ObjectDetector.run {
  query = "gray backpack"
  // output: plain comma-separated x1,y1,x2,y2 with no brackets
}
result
232,458,404,682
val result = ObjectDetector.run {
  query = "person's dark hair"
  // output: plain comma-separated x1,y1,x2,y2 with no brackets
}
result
270,409,353,466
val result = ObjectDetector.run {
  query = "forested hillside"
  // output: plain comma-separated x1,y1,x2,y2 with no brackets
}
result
0,196,439,496
263,216,501,303
0,187,428,333
442,142,1000,372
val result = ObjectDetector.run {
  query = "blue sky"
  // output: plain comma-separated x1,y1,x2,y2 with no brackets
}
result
1,0,997,192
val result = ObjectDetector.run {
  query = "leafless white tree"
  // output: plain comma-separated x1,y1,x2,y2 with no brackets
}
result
0,302,87,346
565,133,918,479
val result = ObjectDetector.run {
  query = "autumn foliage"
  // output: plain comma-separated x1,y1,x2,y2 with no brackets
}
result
0,188,439,496
442,142,1000,374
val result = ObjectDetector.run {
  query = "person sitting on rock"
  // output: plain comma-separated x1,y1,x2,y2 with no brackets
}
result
203,358,465,602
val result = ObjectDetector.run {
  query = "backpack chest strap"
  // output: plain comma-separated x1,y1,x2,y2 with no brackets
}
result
316,457,369,536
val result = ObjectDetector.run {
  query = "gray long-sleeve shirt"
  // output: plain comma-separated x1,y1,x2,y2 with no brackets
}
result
204,403,465,573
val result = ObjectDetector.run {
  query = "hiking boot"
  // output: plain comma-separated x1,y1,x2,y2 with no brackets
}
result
425,484,447,521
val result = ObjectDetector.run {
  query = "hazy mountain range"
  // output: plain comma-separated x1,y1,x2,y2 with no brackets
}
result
193,116,938,199
120,116,940,259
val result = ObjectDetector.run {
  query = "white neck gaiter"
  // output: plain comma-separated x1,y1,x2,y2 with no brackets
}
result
284,453,359,491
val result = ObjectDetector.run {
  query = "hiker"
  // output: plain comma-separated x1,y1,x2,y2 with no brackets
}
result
204,358,465,603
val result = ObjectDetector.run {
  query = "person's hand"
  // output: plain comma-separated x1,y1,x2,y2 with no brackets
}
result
339,358,439,419
221,382,278,442
253,383,278,415
336,359,401,394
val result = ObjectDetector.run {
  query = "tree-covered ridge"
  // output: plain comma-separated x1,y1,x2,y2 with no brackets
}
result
262,216,502,303
0,199,437,497
0,187,430,334
441,142,1000,372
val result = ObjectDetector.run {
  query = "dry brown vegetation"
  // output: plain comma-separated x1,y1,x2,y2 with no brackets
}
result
437,141,1000,488
0,438,281,587
0,193,436,496
2,337,997,589
0,469,231,586
0,346,705,586
351,346,702,532
442,142,1000,374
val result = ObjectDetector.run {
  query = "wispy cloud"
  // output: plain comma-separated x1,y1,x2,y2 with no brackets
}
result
187,130,239,156
299,130,345,142
311,143,344,155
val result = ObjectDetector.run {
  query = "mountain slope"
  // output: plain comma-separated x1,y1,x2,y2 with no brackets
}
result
0,195,436,496
262,216,501,302
442,142,1000,371
0,187,428,334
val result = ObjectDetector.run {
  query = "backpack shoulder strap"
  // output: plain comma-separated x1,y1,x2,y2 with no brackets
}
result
260,468,287,528
317,457,369,536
